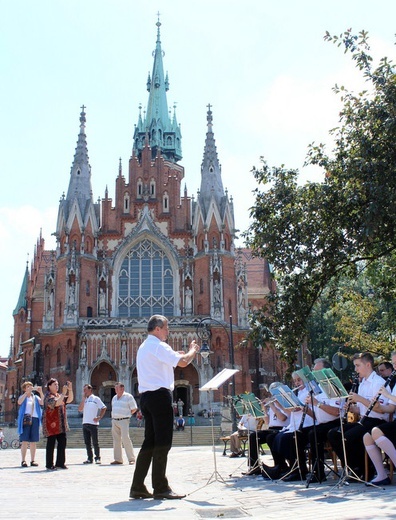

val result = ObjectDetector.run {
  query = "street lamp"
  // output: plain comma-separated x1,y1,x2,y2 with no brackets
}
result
196,316,237,431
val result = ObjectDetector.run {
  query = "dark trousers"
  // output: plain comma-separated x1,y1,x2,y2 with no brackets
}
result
248,428,282,467
83,423,100,461
46,432,67,468
307,419,339,480
131,388,173,494
268,428,310,474
327,418,384,475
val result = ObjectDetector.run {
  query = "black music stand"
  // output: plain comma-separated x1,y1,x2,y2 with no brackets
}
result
188,368,239,495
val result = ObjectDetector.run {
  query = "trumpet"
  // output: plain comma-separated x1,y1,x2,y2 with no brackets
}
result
358,369,396,426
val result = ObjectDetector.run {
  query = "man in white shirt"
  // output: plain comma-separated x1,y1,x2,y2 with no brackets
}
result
78,384,107,464
130,314,200,500
110,382,137,465
327,352,388,478
229,414,258,457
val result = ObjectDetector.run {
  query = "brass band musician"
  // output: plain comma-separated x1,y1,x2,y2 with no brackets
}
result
363,351,396,485
327,352,390,480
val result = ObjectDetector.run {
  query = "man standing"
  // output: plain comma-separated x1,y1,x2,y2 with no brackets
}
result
130,314,200,500
78,384,107,464
111,382,137,465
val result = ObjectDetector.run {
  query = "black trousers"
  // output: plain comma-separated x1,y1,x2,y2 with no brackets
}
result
307,419,339,480
131,388,173,494
268,428,310,474
46,432,67,468
327,418,384,475
248,428,282,467
83,423,100,461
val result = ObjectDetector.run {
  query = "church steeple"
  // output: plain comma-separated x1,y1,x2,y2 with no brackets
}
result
65,106,93,220
133,17,182,162
13,262,29,316
199,105,224,216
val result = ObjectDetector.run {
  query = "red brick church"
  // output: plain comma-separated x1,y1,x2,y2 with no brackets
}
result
5,21,282,420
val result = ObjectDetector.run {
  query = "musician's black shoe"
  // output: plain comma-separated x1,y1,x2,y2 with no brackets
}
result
261,464,281,480
366,476,391,487
242,467,261,476
282,470,306,482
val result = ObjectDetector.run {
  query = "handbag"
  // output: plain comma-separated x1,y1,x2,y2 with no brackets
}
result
23,413,32,426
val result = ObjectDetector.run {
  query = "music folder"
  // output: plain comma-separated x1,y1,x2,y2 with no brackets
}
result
270,383,304,409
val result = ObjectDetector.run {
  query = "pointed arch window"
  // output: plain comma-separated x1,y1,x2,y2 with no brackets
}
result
163,191,169,213
150,179,156,198
118,239,174,318
137,179,143,199
124,192,130,212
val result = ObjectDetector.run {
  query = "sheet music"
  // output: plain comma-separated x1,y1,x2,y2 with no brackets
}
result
199,368,239,391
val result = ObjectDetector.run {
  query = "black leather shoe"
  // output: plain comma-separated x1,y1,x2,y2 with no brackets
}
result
261,464,281,480
242,468,261,476
282,471,306,482
153,489,186,500
130,487,153,499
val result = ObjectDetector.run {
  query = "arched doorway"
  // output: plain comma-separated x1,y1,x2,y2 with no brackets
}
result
173,363,199,416
91,361,117,413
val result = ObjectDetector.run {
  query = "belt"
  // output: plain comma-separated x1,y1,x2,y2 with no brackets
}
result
112,417,130,421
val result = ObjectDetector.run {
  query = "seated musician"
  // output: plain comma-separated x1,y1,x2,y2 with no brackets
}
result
229,413,258,458
244,383,289,475
363,351,396,485
261,372,314,481
304,358,341,483
327,352,389,480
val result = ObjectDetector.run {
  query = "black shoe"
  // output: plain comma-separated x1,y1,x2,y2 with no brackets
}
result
282,471,306,482
83,459,93,464
130,487,153,499
95,458,101,464
21,461,28,468
242,468,261,476
229,452,241,458
366,476,391,487
46,466,57,471
261,464,281,480
153,489,186,500
55,465,68,469
30,461,39,467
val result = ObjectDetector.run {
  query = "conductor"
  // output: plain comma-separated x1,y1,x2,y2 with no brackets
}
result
130,315,200,500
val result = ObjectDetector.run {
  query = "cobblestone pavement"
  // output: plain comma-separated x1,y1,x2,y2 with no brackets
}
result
1,446,396,519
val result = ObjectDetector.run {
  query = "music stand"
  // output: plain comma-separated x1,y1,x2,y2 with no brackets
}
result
188,368,239,495
267,384,307,482
229,393,265,477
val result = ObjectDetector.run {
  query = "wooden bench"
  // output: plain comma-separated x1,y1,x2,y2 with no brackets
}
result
219,435,249,456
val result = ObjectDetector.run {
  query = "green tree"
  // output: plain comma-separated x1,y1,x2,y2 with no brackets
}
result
244,30,396,369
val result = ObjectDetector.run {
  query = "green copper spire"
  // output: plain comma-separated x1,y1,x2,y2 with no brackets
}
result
133,17,182,162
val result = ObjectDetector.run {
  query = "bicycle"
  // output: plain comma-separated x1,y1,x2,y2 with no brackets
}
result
11,439,20,449
0,440,8,449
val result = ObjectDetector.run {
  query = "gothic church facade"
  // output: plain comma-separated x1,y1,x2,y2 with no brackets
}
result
6,22,278,417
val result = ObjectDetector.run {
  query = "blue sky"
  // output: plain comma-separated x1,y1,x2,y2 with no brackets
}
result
1,0,395,356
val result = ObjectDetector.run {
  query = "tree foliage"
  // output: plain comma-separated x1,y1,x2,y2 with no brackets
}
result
244,30,396,369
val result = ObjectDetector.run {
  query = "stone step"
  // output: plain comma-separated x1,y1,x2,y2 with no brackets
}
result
37,425,223,449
